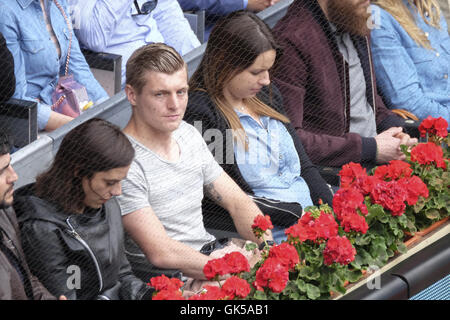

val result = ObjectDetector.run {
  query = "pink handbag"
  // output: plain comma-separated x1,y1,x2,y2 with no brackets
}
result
51,0,88,118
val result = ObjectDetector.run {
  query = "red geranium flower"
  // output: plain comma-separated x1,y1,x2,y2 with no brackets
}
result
222,252,250,275
374,160,413,181
189,285,227,300
323,236,356,266
152,289,185,300
268,242,300,270
418,116,448,138
203,258,231,280
333,188,368,221
148,274,184,292
397,176,429,205
221,276,251,299
370,180,408,216
339,162,368,189
285,211,338,243
339,211,369,234
252,215,274,238
410,142,446,169
254,257,289,293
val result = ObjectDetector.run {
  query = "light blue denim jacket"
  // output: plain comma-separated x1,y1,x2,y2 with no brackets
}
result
0,0,108,130
234,111,314,209
370,3,450,126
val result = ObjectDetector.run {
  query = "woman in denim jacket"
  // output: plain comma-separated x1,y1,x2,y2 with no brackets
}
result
0,0,108,132
370,0,450,127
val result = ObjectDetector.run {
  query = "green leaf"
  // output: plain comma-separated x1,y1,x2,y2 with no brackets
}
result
245,242,258,251
252,290,267,300
305,283,321,300
295,279,307,293
345,269,363,283
396,242,407,254
425,209,440,220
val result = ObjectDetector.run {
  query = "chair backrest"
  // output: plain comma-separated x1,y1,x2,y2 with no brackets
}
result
82,48,123,96
184,10,206,44
0,98,38,150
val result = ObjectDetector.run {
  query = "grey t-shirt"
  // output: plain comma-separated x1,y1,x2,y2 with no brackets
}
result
332,24,378,138
117,121,223,251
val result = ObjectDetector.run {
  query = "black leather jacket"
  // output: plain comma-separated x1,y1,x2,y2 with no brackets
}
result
13,185,153,300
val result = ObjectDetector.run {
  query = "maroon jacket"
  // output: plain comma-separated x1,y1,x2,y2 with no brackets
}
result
272,0,404,167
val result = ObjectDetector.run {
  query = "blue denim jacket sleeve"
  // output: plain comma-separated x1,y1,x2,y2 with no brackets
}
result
370,5,450,124
152,0,201,55
0,0,108,131
177,0,246,15
0,5,52,130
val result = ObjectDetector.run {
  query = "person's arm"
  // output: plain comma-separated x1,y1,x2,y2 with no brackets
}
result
122,207,213,280
0,31,15,102
69,0,133,52
152,0,201,55
204,171,273,243
20,221,79,300
370,8,450,122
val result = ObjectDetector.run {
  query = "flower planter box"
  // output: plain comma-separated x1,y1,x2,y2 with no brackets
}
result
334,219,449,300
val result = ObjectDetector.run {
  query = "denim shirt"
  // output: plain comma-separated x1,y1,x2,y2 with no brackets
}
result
0,0,108,131
370,3,450,125
234,111,313,208
68,0,201,87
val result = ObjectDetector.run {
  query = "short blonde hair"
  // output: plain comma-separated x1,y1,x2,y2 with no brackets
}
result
126,43,186,93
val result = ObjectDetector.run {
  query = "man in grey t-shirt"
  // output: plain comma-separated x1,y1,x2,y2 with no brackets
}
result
117,43,271,280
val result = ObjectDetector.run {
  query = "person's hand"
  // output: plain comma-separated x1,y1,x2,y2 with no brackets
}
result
393,131,418,151
58,295,67,300
374,127,406,164
247,0,280,12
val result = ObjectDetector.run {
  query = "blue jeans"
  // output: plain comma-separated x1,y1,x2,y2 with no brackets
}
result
272,225,288,244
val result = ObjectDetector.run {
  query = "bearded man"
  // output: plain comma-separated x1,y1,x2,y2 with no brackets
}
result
272,0,417,170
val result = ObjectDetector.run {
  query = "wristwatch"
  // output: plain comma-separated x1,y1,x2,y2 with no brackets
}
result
259,240,275,250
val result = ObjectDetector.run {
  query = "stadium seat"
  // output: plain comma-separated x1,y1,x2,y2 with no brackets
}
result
81,49,122,97
0,98,37,150
184,10,206,44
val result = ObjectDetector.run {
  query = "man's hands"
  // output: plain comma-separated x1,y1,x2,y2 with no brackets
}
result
375,127,418,164
247,0,280,12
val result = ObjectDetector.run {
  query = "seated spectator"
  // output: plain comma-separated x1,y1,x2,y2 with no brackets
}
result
370,0,450,126
0,131,56,300
178,0,281,40
118,43,271,281
0,32,15,103
0,0,108,132
184,11,333,242
438,0,450,32
13,119,153,300
69,0,201,87
272,0,417,169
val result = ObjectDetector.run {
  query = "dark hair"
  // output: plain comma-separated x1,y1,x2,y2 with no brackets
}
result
0,131,11,155
189,11,287,148
35,118,135,213
190,11,281,94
